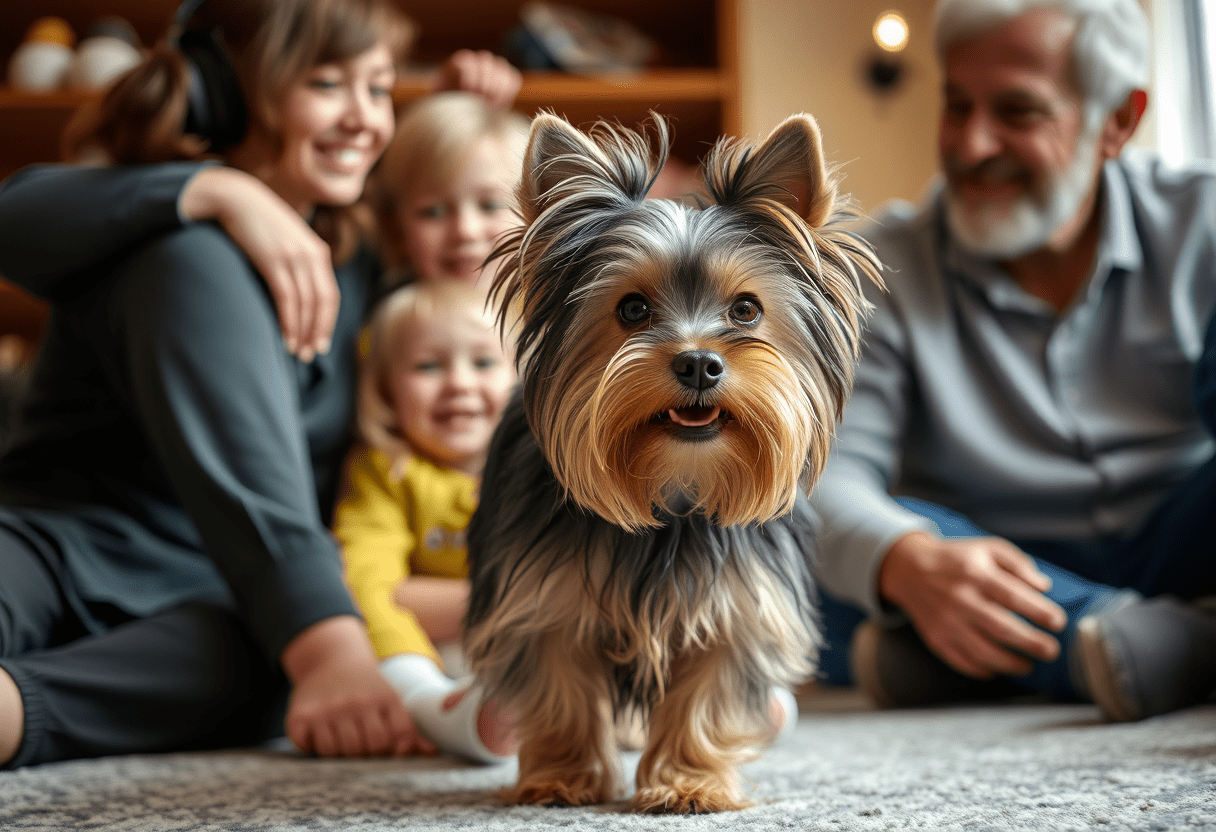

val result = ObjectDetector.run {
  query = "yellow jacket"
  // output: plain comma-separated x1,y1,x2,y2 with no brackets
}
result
333,446,477,661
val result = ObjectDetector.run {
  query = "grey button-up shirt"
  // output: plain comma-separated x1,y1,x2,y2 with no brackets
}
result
811,150,1216,615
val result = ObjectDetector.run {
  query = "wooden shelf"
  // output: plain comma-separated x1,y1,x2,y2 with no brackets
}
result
0,88,94,108
0,0,739,344
519,68,726,102
2,67,728,178
3,69,725,109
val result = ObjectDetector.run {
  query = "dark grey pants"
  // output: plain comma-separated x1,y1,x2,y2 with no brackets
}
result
0,518,288,769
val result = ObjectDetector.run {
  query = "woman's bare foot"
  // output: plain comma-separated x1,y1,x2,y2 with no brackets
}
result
0,667,24,766
442,688,518,757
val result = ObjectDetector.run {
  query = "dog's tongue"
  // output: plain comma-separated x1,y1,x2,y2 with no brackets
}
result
668,405,721,427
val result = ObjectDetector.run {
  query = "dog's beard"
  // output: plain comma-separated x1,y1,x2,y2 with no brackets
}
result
532,335,832,532
942,126,1100,259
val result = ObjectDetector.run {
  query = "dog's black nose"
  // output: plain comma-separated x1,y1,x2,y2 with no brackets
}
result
671,350,725,391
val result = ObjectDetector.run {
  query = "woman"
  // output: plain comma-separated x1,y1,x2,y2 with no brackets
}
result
0,0,438,768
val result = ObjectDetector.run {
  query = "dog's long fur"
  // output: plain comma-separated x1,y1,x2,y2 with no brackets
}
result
465,113,880,813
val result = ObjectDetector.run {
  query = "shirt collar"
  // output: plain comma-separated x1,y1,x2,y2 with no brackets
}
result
1098,156,1142,276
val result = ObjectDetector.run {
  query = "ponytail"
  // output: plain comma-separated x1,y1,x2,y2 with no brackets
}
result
60,0,412,265
62,44,210,164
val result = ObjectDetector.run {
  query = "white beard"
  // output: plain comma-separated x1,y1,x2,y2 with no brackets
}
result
943,129,1100,259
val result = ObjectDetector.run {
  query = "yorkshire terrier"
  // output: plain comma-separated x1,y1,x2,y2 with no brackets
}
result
465,112,880,813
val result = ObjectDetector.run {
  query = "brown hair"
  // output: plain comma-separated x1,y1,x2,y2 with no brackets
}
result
63,0,414,262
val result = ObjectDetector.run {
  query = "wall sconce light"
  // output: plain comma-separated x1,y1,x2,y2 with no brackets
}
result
867,10,908,93
874,11,909,52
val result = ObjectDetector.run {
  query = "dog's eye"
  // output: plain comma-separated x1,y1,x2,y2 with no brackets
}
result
729,296,762,326
618,294,652,325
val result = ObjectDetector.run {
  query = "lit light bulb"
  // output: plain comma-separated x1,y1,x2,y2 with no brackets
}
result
874,11,909,53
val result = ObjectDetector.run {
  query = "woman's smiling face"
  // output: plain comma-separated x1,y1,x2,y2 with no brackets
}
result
243,43,397,214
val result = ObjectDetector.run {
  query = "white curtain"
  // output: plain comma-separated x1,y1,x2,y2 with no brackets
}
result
1148,0,1216,163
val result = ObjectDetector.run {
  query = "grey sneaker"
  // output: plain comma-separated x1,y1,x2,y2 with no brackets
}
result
1076,595,1216,722
850,619,1022,708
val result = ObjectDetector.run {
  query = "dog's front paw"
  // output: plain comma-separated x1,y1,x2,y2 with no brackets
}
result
507,770,613,807
632,780,750,814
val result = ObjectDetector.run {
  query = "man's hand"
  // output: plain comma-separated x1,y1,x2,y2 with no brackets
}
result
432,49,522,107
879,532,1068,679
178,166,339,362
280,616,436,757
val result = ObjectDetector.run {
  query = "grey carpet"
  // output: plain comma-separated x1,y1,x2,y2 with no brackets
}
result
1,688,1214,831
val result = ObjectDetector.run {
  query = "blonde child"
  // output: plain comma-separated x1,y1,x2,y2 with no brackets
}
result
369,91,530,287
333,279,517,762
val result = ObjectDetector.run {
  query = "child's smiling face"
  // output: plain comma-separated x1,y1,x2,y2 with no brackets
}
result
386,302,515,475
397,135,520,286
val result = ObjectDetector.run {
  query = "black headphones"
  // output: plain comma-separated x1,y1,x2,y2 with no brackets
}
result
171,0,248,152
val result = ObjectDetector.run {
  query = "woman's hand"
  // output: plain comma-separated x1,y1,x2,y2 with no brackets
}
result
280,616,436,757
178,166,339,362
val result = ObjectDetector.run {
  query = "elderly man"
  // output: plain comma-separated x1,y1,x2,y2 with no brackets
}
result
812,0,1216,722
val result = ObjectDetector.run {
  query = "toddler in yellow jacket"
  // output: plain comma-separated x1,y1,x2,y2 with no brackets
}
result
334,279,516,762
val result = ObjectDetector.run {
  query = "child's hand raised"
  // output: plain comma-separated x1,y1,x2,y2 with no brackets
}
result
433,49,521,108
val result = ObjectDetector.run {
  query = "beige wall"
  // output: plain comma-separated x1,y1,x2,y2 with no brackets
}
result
738,1,1164,213
739,1,943,214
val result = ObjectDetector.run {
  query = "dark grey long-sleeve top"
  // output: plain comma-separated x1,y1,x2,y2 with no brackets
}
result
0,162,373,658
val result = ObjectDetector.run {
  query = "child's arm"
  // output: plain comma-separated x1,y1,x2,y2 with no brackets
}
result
393,576,470,645
333,447,442,663
333,448,514,763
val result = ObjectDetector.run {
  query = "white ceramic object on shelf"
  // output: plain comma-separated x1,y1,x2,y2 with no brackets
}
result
7,39,74,92
66,36,142,91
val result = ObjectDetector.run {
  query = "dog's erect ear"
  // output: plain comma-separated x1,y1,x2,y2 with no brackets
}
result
708,113,837,229
518,113,607,224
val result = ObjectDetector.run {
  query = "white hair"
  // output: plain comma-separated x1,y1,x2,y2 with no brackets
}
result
943,124,1101,257
933,0,1150,128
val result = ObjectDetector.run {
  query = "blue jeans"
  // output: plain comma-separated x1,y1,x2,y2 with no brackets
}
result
819,464,1216,698
815,501,1126,697
818,312,1216,698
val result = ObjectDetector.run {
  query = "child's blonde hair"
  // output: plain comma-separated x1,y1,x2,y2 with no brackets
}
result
357,280,503,464
369,91,531,269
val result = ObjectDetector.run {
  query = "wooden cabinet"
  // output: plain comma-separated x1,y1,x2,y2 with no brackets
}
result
0,0,740,346
400,0,740,163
